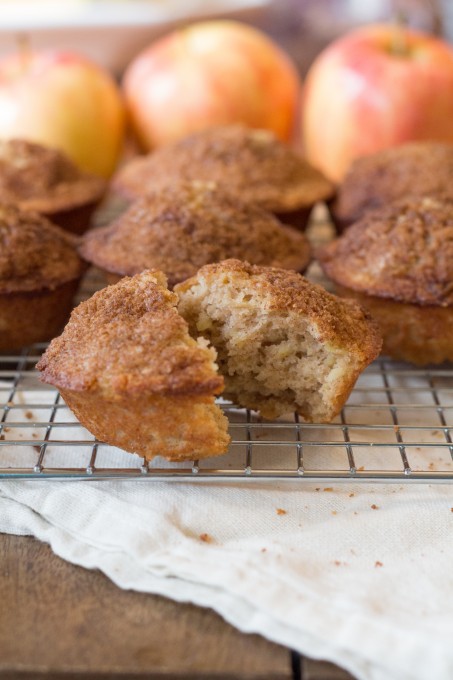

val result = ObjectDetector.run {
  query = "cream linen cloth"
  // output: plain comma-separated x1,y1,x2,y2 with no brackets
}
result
0,382,452,680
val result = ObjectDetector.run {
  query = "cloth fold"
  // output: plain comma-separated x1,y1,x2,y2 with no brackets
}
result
1,478,453,680
1,385,453,680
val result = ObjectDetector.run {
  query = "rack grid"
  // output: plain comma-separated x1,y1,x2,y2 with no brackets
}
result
0,344,452,482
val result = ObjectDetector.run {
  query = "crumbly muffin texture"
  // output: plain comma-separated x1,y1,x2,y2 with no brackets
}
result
37,271,230,461
113,125,334,212
0,203,85,294
319,197,453,306
175,260,381,422
0,138,106,213
81,181,311,287
333,142,453,228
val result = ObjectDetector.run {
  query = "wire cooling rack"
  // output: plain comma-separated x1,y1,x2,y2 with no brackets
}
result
0,343,452,482
1,212,452,483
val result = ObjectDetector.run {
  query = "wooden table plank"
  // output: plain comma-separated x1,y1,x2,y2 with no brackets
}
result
302,659,355,680
0,533,292,679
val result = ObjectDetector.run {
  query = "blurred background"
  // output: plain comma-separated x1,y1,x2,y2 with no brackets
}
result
0,0,450,76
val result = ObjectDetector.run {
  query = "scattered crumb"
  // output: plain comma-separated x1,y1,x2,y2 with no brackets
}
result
371,504,379,510
25,411,33,420
6,401,13,407
331,510,337,515
353,511,358,515
4,427,10,432
450,508,453,513
350,548,356,555
0,434,3,440
315,487,320,492
428,463,435,470
32,446,41,453
357,466,365,471
349,492,355,497
393,425,400,433
375,561,384,568
333,560,348,567
323,487,333,492
276,508,287,515
253,432,269,440
199,533,213,543
32,433,38,439
261,548,267,553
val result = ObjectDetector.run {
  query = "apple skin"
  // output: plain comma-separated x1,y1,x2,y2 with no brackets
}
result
123,20,301,150
0,50,125,178
302,24,453,182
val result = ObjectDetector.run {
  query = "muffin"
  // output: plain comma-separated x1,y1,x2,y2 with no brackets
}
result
0,204,86,352
175,260,381,421
37,270,230,461
332,142,453,232
81,181,311,288
0,139,106,234
112,125,335,230
318,197,453,365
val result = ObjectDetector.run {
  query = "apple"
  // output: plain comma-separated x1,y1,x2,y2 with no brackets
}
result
123,20,301,150
302,24,453,182
0,49,125,178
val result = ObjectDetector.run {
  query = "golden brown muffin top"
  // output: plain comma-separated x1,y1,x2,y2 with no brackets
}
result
113,125,334,211
80,181,311,288
0,203,85,294
175,259,382,360
318,197,453,306
37,270,224,398
0,139,106,213
334,142,453,226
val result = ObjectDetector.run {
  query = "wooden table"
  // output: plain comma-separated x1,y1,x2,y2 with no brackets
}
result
1,532,354,680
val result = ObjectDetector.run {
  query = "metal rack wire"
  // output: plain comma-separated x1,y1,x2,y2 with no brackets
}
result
0,344,452,482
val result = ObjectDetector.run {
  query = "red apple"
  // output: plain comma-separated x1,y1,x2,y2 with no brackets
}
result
123,20,301,150
0,49,125,178
302,24,453,182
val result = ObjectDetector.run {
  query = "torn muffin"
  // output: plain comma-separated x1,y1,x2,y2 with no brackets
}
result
37,270,230,461
176,260,381,421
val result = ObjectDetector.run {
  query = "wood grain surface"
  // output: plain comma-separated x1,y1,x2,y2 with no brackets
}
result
0,533,292,679
0,533,356,680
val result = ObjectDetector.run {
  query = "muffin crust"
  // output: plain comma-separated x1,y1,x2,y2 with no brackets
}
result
333,142,453,230
0,204,85,294
81,181,311,287
112,125,334,220
319,197,453,365
0,139,106,233
319,198,453,306
0,203,85,350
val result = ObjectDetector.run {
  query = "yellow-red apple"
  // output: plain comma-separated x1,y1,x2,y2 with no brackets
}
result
302,24,453,182
0,50,125,178
123,20,301,150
